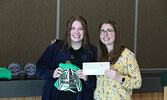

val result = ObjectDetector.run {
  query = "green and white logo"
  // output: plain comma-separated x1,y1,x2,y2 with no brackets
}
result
54,63,82,93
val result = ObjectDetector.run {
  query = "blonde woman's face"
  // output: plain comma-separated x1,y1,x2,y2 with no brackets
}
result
70,20,84,43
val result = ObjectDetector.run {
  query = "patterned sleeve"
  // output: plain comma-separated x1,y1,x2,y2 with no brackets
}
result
121,51,142,89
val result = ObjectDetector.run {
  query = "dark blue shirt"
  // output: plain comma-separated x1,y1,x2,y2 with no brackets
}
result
36,41,97,100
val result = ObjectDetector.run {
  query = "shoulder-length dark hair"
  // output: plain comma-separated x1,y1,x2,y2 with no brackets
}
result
60,16,93,55
97,20,125,65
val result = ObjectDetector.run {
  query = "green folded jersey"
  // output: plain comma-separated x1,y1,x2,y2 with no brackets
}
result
54,63,82,93
0,67,12,80
161,72,167,86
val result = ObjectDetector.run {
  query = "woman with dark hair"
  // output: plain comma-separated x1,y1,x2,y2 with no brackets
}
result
94,20,142,100
36,16,97,100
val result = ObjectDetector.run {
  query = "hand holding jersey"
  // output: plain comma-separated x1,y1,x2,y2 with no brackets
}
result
54,63,82,93
53,67,63,78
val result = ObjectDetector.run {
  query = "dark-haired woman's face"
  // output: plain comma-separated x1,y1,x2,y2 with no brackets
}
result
100,23,115,46
70,20,84,43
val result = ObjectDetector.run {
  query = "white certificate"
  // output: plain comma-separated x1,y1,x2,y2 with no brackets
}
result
83,62,110,75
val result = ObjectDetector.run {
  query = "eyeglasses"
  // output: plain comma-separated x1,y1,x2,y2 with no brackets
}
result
100,29,114,35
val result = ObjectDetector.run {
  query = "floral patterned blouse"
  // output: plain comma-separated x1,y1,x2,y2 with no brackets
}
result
94,48,142,100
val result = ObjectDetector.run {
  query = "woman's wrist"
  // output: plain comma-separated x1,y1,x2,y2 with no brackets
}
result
118,75,125,83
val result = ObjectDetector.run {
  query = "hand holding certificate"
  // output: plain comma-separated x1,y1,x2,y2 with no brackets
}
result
83,62,110,75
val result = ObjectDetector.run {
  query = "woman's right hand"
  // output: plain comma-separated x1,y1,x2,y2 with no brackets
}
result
53,67,63,78
50,39,57,45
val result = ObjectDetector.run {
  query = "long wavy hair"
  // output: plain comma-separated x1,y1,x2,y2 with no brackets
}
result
60,16,93,55
97,20,125,65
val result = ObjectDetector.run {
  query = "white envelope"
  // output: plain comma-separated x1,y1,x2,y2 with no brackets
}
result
83,62,110,75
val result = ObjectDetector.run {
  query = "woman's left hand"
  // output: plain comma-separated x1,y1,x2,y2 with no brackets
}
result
76,70,88,81
50,39,57,45
104,69,123,82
